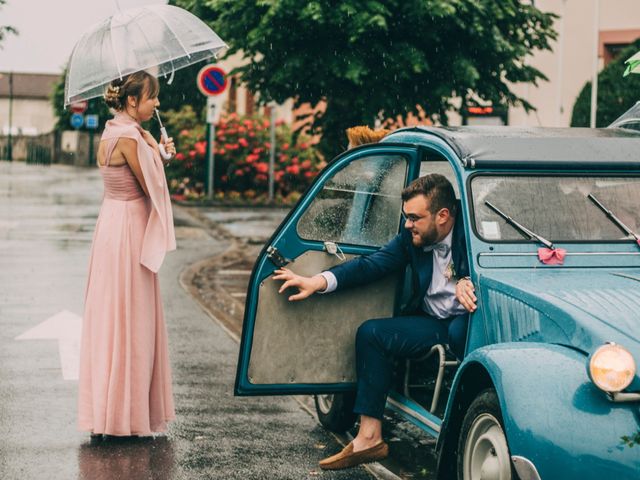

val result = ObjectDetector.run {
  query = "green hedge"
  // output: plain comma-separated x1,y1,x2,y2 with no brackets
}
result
571,39,640,127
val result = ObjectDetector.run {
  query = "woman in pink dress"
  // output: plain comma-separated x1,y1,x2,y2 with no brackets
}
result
78,71,177,437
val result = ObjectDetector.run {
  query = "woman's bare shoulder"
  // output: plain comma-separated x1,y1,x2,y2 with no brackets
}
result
118,137,138,149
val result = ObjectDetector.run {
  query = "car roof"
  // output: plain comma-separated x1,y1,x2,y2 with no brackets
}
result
382,126,640,169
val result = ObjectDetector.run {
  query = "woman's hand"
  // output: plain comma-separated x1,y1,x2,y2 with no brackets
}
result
160,136,176,157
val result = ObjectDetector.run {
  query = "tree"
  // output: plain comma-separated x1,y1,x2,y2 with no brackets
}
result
174,0,557,158
50,70,111,132
0,0,17,48
571,39,640,128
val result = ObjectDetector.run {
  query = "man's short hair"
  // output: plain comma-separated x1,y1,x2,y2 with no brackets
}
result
401,174,457,215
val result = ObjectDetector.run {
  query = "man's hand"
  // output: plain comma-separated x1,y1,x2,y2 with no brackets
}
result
456,277,477,313
272,268,327,301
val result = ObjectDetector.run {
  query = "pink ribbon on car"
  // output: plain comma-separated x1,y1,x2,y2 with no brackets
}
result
538,248,567,265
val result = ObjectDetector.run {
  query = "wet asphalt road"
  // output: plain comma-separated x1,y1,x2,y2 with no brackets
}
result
0,161,379,480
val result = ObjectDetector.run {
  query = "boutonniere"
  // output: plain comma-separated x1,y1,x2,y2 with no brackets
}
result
444,260,456,281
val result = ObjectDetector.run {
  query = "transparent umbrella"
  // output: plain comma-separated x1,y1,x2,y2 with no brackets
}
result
64,3,228,106
623,51,640,77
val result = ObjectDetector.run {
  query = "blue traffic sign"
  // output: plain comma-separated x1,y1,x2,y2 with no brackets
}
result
85,114,99,129
70,113,84,129
197,65,227,96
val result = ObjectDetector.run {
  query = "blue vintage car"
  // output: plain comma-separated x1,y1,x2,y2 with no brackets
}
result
235,124,640,479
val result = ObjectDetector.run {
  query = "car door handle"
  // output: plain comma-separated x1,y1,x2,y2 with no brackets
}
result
266,246,292,268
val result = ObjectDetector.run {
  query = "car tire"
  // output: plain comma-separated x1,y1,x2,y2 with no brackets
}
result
457,388,515,480
314,393,357,433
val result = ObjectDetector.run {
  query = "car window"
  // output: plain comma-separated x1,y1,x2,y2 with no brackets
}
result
297,154,408,247
471,175,640,241
420,158,460,198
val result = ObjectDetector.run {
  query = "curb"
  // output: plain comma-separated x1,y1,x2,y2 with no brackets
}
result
176,204,403,480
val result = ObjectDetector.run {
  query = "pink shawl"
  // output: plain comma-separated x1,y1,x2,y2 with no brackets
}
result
101,113,176,273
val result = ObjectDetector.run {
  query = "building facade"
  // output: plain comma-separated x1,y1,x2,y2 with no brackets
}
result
508,0,640,127
0,72,58,135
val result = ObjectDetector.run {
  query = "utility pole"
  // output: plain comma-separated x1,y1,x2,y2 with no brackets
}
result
7,71,13,161
590,0,600,128
268,103,276,203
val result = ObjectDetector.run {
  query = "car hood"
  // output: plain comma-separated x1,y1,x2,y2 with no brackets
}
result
479,269,640,388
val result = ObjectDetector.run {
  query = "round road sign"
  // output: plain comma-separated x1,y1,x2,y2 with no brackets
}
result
197,65,228,96
70,101,88,114
70,113,84,129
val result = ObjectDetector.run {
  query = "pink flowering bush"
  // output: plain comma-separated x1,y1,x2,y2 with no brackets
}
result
164,109,324,202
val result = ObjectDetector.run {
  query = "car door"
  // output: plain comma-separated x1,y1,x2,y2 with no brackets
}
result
235,145,420,395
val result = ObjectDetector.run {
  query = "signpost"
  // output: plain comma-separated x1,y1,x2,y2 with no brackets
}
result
70,101,88,114
85,112,99,166
197,65,228,198
85,115,99,129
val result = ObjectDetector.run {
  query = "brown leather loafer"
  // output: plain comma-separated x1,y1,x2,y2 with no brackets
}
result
319,441,389,470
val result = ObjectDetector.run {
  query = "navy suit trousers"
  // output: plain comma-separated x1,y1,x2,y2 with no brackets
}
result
353,313,468,420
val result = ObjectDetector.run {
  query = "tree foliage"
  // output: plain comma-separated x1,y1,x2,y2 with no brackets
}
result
571,39,640,128
50,70,111,132
174,0,557,158
0,0,17,48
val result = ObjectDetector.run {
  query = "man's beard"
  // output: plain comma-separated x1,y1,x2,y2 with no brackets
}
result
411,226,438,247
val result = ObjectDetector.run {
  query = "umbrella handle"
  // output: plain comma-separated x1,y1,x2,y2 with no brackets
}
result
158,127,173,160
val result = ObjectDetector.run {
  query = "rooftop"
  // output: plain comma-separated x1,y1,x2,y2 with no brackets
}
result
0,72,59,100
385,126,640,169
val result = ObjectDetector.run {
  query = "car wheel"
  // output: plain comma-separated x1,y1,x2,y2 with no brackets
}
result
457,388,514,480
314,392,357,433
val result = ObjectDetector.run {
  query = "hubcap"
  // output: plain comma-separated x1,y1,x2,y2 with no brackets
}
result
316,394,334,414
463,413,511,480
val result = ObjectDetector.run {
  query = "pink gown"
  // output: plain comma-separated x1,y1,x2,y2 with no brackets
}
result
78,113,177,436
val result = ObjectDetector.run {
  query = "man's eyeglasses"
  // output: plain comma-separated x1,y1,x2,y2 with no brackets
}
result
402,213,425,225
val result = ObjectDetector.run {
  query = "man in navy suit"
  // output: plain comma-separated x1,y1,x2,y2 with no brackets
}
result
273,174,477,470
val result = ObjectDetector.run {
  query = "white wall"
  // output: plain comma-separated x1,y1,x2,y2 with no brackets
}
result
0,98,56,135
508,0,640,127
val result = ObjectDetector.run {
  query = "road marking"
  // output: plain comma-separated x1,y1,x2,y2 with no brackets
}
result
15,310,82,381
218,269,252,275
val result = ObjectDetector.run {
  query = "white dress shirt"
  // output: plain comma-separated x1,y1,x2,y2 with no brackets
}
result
318,228,466,319
421,228,467,319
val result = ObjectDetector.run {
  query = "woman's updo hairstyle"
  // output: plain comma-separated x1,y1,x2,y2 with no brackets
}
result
103,71,160,111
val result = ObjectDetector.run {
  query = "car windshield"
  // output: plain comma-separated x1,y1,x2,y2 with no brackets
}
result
471,175,640,242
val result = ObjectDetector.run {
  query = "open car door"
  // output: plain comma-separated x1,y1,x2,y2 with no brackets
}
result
235,145,420,395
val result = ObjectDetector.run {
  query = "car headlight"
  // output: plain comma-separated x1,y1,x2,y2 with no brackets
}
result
588,343,636,393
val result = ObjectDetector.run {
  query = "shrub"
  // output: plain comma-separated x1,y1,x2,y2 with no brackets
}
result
571,39,640,127
163,107,324,202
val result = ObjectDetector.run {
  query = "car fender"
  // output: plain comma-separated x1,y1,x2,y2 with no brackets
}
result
437,342,640,480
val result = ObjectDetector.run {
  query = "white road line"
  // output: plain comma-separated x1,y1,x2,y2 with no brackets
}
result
16,310,82,381
218,269,252,275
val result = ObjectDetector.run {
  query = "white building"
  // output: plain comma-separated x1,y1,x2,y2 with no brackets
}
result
508,0,640,127
0,72,58,135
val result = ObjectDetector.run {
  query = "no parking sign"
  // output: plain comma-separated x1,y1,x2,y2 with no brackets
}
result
197,65,227,96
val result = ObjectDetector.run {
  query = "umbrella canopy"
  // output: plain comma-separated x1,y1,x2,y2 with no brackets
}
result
64,4,227,106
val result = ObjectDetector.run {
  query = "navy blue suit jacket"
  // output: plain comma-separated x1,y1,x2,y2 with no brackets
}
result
328,213,469,314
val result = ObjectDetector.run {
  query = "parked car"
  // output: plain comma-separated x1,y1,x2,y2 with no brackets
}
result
235,124,640,480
